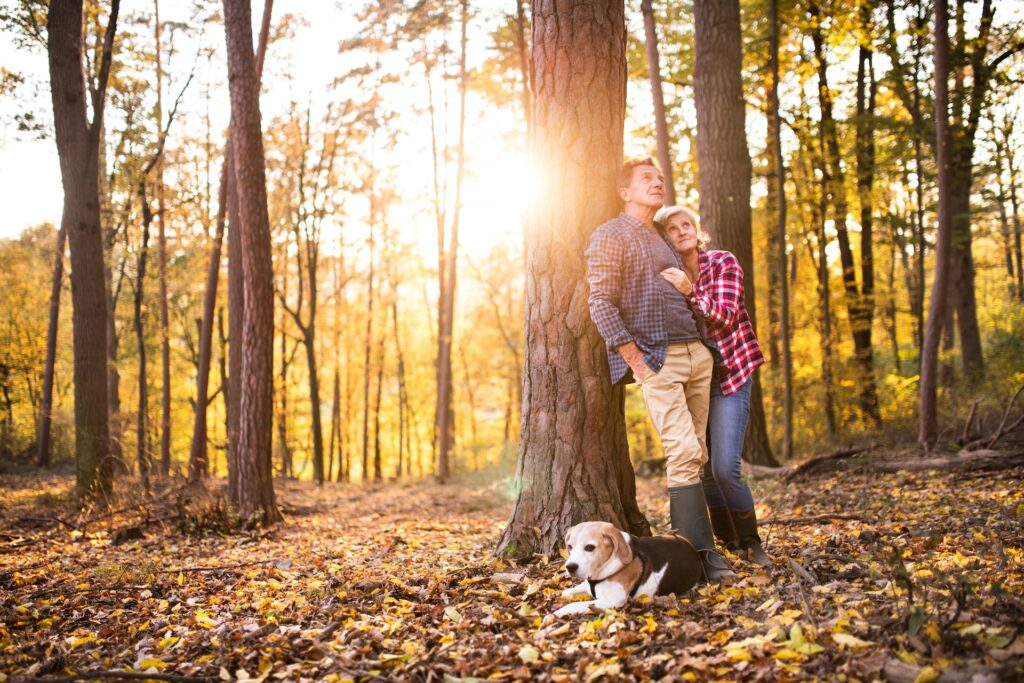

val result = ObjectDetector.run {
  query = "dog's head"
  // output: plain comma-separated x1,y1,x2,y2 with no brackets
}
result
562,521,633,582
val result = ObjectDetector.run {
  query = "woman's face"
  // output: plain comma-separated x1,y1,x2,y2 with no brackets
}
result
666,212,699,254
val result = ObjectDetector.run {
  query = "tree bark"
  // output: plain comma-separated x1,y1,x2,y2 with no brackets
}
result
36,225,67,468
768,0,792,460
692,0,779,466
222,0,280,523
47,0,119,500
919,0,954,450
498,0,650,560
640,0,676,206
135,181,153,492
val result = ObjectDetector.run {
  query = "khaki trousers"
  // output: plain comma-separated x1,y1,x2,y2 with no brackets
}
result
640,341,713,488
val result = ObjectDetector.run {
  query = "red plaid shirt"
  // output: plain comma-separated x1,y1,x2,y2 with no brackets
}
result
688,249,765,395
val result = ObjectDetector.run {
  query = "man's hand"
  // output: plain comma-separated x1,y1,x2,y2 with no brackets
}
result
618,342,654,381
660,267,692,296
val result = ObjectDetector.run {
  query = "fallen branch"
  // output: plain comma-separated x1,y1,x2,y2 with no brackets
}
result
989,384,1024,448
762,513,863,525
785,445,877,480
872,449,1024,473
960,398,982,444
155,558,278,574
23,671,215,683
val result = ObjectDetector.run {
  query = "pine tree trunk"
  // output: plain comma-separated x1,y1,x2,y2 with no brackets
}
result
47,0,118,500
226,160,242,503
692,0,780,466
641,0,676,206
37,225,67,468
498,0,650,560
222,0,280,523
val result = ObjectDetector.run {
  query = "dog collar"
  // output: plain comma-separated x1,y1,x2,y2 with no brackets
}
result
586,555,648,598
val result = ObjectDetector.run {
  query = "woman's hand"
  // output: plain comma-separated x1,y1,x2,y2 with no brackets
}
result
660,267,693,296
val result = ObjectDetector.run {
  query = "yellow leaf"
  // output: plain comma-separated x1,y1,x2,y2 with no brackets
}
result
69,635,94,649
734,615,759,629
640,614,657,634
137,657,169,670
914,666,939,683
443,606,463,623
832,633,873,649
518,644,539,663
895,649,918,665
773,648,805,661
726,647,752,661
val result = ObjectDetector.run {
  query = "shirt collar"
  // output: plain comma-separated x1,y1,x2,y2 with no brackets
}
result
619,212,654,231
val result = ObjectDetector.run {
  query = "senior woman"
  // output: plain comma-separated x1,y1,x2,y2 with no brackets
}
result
653,205,770,566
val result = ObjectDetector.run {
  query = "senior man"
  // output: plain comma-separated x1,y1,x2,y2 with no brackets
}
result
585,158,734,583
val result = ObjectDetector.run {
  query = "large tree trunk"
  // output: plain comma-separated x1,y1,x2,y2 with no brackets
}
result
692,0,779,466
949,168,984,378
220,0,271,492
768,0,792,460
37,225,67,468
498,0,650,560
919,0,954,449
47,0,118,500
222,0,280,523
640,0,676,206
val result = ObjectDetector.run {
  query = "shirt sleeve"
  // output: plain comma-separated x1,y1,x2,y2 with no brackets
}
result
690,254,742,332
585,228,634,350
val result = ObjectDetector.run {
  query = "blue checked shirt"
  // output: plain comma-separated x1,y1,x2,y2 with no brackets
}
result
586,213,685,385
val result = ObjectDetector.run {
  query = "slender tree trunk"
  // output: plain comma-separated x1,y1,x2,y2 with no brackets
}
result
815,150,838,436
515,0,531,136
188,157,228,483
812,6,881,425
155,0,171,477
919,0,954,450
693,0,780,465
277,293,290,478
223,0,280,522
436,0,469,483
105,253,125,475
47,0,119,500
392,297,408,479
994,139,1016,293
136,182,153,492
37,225,67,468
373,313,385,482
768,0,792,460
362,212,375,482
854,39,881,425
498,0,650,560
641,0,676,206
226,161,242,503
1008,140,1024,301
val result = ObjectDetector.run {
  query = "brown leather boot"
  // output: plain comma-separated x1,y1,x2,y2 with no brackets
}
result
732,509,771,566
709,507,739,550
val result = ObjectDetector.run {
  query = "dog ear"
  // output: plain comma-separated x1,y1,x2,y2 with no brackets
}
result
608,529,633,567
563,523,579,549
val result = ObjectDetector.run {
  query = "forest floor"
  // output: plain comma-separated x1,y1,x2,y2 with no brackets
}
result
1,448,1023,682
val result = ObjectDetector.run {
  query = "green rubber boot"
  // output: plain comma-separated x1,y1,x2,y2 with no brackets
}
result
669,484,737,584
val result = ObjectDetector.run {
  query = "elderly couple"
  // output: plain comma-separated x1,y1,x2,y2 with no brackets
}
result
586,158,768,583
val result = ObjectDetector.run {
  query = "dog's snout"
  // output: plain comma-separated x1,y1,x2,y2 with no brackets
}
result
565,562,579,576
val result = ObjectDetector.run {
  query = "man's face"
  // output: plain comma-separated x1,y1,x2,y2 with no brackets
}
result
666,212,699,254
620,165,664,210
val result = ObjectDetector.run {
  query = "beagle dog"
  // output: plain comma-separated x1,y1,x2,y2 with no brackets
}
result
554,521,702,617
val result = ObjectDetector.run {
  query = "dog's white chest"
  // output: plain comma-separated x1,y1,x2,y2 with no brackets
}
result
633,565,667,598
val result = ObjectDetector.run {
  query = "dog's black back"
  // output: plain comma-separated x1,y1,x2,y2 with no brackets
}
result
630,535,703,595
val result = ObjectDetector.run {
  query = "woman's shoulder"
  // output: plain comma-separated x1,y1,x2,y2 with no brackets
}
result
704,249,742,269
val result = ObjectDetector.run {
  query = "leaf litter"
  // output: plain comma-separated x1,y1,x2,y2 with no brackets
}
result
1,464,1022,682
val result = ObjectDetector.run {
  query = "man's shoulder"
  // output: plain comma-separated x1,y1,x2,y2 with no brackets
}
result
590,215,643,246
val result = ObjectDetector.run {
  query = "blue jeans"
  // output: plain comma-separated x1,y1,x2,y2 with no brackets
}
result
701,376,756,512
